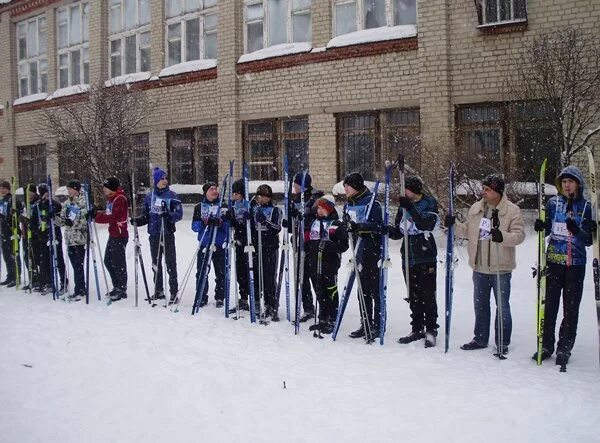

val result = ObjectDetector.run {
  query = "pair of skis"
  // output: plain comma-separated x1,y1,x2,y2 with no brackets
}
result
585,149,600,368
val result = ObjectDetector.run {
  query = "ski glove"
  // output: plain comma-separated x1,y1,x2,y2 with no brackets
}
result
444,214,455,227
379,224,389,235
566,218,580,235
255,211,267,224
207,216,220,227
398,196,413,209
533,218,547,232
64,219,74,227
491,228,503,243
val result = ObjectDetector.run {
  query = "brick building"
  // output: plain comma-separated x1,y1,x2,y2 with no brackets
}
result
0,0,597,192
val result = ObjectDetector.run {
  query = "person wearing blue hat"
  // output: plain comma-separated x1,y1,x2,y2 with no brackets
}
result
132,167,183,304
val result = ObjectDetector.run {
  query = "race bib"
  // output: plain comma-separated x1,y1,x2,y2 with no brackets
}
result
153,197,164,210
106,202,113,215
0,203,6,216
68,204,80,221
553,222,569,237
479,217,491,240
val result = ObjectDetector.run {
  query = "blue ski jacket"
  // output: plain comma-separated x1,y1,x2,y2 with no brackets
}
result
345,186,382,256
135,186,183,236
192,197,228,248
545,165,593,266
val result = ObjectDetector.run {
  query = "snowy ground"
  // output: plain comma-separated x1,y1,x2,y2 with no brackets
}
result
1,207,599,443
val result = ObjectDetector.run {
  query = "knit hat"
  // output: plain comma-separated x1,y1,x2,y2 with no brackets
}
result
103,177,120,192
343,172,364,192
37,183,49,196
0,181,10,191
232,179,245,195
27,184,38,194
153,166,167,185
202,181,217,195
315,194,336,214
405,176,423,195
66,179,81,191
293,172,312,189
256,184,273,198
482,174,505,196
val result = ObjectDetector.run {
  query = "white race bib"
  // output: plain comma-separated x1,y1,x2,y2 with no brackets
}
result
153,197,163,209
553,222,569,237
479,217,491,240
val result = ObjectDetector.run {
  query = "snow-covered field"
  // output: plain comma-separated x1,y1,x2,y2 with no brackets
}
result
1,207,599,443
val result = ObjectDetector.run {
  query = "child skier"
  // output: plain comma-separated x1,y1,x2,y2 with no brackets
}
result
191,181,227,308
533,165,593,368
93,177,129,302
252,184,282,321
342,172,383,339
0,181,19,287
21,184,41,291
55,180,88,301
387,176,439,347
133,167,183,304
306,195,348,334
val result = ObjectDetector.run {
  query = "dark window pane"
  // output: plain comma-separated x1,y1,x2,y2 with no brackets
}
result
196,125,218,183
514,0,527,19
168,129,194,184
338,114,377,181
485,0,498,23
19,144,47,186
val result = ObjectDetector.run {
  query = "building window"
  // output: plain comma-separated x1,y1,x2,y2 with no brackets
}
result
333,0,416,36
16,15,48,97
475,0,527,25
244,0,312,53
18,145,47,186
165,0,218,66
456,101,559,182
109,0,151,78
243,117,309,181
130,133,151,188
167,125,218,184
337,109,420,181
57,2,90,88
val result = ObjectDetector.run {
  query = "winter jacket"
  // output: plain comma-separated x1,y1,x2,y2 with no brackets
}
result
344,186,383,256
0,193,19,240
251,200,281,250
55,193,88,246
454,193,525,273
31,197,62,239
135,186,183,236
94,188,129,239
306,209,349,272
291,188,324,234
229,198,250,246
191,197,228,248
545,166,593,266
389,194,439,266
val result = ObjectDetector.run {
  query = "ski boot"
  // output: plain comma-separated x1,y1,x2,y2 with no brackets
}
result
424,330,437,348
398,331,425,344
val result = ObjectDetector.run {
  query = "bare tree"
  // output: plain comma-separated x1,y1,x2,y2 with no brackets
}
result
37,82,153,193
507,28,600,165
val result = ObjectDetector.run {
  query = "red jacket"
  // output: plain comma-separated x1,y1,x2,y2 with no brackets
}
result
94,188,129,238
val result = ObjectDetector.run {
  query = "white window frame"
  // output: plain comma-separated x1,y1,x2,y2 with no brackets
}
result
243,0,312,54
480,0,527,25
164,1,219,67
108,0,151,77
332,0,417,37
57,2,90,88
16,14,48,97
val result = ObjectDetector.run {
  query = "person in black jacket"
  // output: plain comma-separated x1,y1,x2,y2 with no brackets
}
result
290,172,324,323
388,176,439,348
252,184,282,321
0,181,19,287
306,195,349,334
226,179,251,311
20,184,41,291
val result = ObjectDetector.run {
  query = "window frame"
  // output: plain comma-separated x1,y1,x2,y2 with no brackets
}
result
108,0,151,77
164,1,219,67
56,2,90,88
166,125,219,185
16,14,48,97
243,0,312,54
476,0,528,26
18,144,47,186
332,0,417,37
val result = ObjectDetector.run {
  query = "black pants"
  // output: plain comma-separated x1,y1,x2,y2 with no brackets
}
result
68,245,86,295
196,246,225,303
105,237,128,293
23,236,41,288
403,263,439,333
1,236,17,282
149,232,178,296
309,266,339,324
39,231,66,288
255,247,278,311
235,243,249,302
358,249,380,328
543,263,586,355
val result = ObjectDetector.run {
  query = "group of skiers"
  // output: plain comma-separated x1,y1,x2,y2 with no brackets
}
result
0,162,595,370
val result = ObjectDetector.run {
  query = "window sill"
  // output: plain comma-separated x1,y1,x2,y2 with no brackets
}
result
477,19,528,34
236,35,418,75
159,59,217,78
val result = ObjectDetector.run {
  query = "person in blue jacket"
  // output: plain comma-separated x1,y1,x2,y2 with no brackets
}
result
133,167,183,304
533,165,594,367
387,176,439,348
192,181,228,308
343,172,383,340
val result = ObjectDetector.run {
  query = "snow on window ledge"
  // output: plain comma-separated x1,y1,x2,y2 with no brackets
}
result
238,42,312,64
13,93,49,106
46,84,90,100
477,18,527,29
159,59,217,78
327,25,418,49
104,72,152,87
